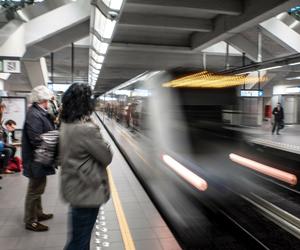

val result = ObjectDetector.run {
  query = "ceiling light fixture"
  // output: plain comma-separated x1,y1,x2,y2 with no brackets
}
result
92,35,109,54
286,76,300,80
288,62,300,66
102,0,124,11
88,1,125,88
94,8,116,40
258,65,282,71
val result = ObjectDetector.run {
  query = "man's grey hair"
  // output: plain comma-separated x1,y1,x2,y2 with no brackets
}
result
31,85,53,103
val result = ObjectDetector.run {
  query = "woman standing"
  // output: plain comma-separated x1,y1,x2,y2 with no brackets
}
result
59,83,113,250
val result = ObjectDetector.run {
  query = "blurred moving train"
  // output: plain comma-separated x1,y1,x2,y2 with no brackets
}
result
96,71,300,249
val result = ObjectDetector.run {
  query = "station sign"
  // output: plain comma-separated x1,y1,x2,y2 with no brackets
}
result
240,90,264,97
0,58,21,73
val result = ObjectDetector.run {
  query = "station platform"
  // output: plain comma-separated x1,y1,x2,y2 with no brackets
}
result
0,117,180,250
227,124,300,155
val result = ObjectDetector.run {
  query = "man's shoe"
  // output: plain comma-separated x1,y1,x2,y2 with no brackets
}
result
37,213,53,222
25,222,49,232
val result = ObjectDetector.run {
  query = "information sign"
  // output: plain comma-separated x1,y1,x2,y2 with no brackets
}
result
240,90,264,97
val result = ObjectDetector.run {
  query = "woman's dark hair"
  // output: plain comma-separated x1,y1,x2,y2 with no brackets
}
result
60,83,95,123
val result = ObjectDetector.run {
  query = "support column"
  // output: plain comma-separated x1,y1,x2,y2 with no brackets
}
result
23,57,49,88
203,53,207,71
225,42,230,70
257,30,262,63
0,79,8,96
71,43,74,83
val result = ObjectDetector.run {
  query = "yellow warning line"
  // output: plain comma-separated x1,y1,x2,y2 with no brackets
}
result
107,168,136,250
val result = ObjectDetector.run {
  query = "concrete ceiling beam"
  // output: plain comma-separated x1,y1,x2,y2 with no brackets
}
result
226,34,271,62
191,0,296,51
126,0,242,16
119,13,212,32
259,17,300,53
0,20,23,47
24,19,90,59
110,43,195,54
25,0,90,46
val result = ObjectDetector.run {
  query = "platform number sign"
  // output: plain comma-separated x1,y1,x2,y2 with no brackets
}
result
3,60,21,73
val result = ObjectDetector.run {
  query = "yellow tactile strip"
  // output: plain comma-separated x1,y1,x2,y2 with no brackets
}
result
107,167,136,250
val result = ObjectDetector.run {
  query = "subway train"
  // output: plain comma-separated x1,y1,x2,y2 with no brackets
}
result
96,71,300,249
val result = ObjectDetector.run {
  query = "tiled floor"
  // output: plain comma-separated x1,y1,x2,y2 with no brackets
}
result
0,117,181,250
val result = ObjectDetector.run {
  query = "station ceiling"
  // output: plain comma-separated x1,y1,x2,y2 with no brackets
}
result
2,0,300,93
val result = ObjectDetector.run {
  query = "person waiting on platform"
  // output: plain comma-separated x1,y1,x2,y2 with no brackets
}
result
3,120,17,158
0,103,14,174
23,85,56,232
272,102,284,135
59,83,113,250
3,120,22,173
48,95,60,127
4,120,18,143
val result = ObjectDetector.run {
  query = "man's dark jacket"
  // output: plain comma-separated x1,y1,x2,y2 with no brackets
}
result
272,107,284,122
22,103,55,178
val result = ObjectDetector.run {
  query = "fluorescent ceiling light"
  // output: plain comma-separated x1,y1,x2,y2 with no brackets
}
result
276,12,287,20
258,65,282,71
102,0,124,10
92,35,109,54
286,87,300,93
236,71,253,75
286,76,300,80
288,62,300,66
94,8,116,39
89,75,98,81
290,20,299,29
90,60,102,70
91,50,104,63
16,10,29,22
91,68,100,75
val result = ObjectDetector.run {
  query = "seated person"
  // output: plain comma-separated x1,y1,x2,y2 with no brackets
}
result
1,120,22,173
4,120,18,143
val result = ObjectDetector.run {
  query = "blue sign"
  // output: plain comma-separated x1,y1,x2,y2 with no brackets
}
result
241,90,264,97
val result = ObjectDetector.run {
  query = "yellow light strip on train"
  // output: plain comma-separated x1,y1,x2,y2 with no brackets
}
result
163,71,268,88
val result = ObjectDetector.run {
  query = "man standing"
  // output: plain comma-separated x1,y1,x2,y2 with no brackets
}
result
23,85,55,231
272,103,284,135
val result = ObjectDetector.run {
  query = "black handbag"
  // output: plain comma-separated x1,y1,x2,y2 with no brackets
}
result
34,130,59,166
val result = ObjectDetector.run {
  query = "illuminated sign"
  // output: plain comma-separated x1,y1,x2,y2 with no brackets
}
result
286,87,300,94
241,90,264,97
273,86,300,95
